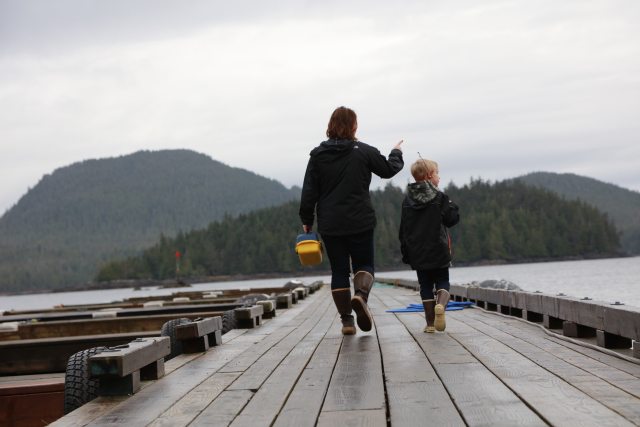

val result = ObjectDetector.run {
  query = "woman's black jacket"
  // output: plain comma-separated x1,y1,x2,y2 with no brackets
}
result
299,139,403,236
399,181,460,270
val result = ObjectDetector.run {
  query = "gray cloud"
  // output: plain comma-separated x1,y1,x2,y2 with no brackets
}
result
1,0,639,213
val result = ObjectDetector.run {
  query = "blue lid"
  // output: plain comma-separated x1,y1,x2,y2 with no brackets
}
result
296,232,320,243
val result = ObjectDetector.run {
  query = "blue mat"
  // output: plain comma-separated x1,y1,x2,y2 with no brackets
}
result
386,301,473,313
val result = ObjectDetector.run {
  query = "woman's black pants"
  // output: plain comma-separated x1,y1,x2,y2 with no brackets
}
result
321,229,374,290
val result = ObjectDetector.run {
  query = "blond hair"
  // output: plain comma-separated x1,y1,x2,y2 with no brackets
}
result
411,158,438,181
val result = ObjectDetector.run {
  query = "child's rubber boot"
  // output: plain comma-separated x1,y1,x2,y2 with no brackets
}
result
422,299,436,333
434,289,450,332
331,288,356,335
351,271,374,332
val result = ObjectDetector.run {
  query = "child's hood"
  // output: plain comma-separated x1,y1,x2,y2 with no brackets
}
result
406,181,439,208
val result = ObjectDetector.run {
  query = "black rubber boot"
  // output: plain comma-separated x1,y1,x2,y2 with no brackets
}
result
435,289,450,332
331,288,356,335
422,299,435,333
350,271,374,332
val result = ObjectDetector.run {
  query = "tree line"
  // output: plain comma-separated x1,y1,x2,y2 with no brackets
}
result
96,179,622,282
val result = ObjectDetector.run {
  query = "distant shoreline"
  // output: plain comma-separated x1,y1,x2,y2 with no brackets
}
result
0,270,333,297
0,253,629,297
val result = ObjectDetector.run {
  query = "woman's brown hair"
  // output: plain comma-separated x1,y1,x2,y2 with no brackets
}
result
326,106,357,140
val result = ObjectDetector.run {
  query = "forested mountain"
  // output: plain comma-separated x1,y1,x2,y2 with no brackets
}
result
96,180,621,282
517,172,640,254
0,150,300,292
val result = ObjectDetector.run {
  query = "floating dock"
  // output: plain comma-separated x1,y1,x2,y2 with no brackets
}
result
43,280,640,427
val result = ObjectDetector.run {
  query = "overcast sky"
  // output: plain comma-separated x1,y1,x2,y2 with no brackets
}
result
1,0,639,214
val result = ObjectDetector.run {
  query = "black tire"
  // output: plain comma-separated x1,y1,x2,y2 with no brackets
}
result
283,280,304,290
236,293,270,306
64,346,106,414
160,317,191,360
221,310,237,335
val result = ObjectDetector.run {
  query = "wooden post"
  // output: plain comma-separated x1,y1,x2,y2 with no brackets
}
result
276,294,292,309
524,310,543,323
175,317,223,354
543,314,563,329
234,305,264,329
89,337,170,396
99,370,141,395
510,308,523,318
140,359,165,381
596,330,632,349
257,300,276,319
563,321,596,338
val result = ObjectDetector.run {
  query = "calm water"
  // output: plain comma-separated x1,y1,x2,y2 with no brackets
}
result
1,257,639,312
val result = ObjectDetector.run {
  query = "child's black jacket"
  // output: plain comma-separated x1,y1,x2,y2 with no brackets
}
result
399,181,460,270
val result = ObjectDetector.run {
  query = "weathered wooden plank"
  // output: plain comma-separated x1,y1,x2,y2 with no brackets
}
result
234,304,264,320
89,337,170,378
189,390,253,427
228,300,336,426
51,283,640,427
84,331,280,425
5,311,224,341
436,363,548,426
217,326,296,373
175,317,223,353
73,286,327,426
182,288,335,426
272,325,342,427
445,313,635,426
377,290,545,426
148,372,240,427
385,279,640,343
467,308,640,379
218,290,330,374
463,310,640,421
226,296,333,391
317,408,386,427
545,334,640,378
164,352,205,375
0,331,158,375
321,331,385,412
234,305,263,329
368,294,465,427
461,308,640,406
0,302,241,323
175,317,222,339
52,330,252,427
49,290,320,426
49,396,129,427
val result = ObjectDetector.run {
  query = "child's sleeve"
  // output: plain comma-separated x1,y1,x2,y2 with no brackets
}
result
441,193,460,227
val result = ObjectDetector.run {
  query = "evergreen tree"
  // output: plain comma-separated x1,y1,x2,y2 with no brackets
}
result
96,180,622,282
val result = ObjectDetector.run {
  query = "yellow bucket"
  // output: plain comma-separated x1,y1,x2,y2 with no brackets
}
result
295,235,323,266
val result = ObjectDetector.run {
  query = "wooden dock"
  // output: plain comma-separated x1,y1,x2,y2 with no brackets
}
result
50,282,640,427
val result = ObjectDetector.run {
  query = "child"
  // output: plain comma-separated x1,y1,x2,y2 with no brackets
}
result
399,158,459,332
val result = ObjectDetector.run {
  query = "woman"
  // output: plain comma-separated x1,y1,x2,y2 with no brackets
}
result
299,106,404,334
